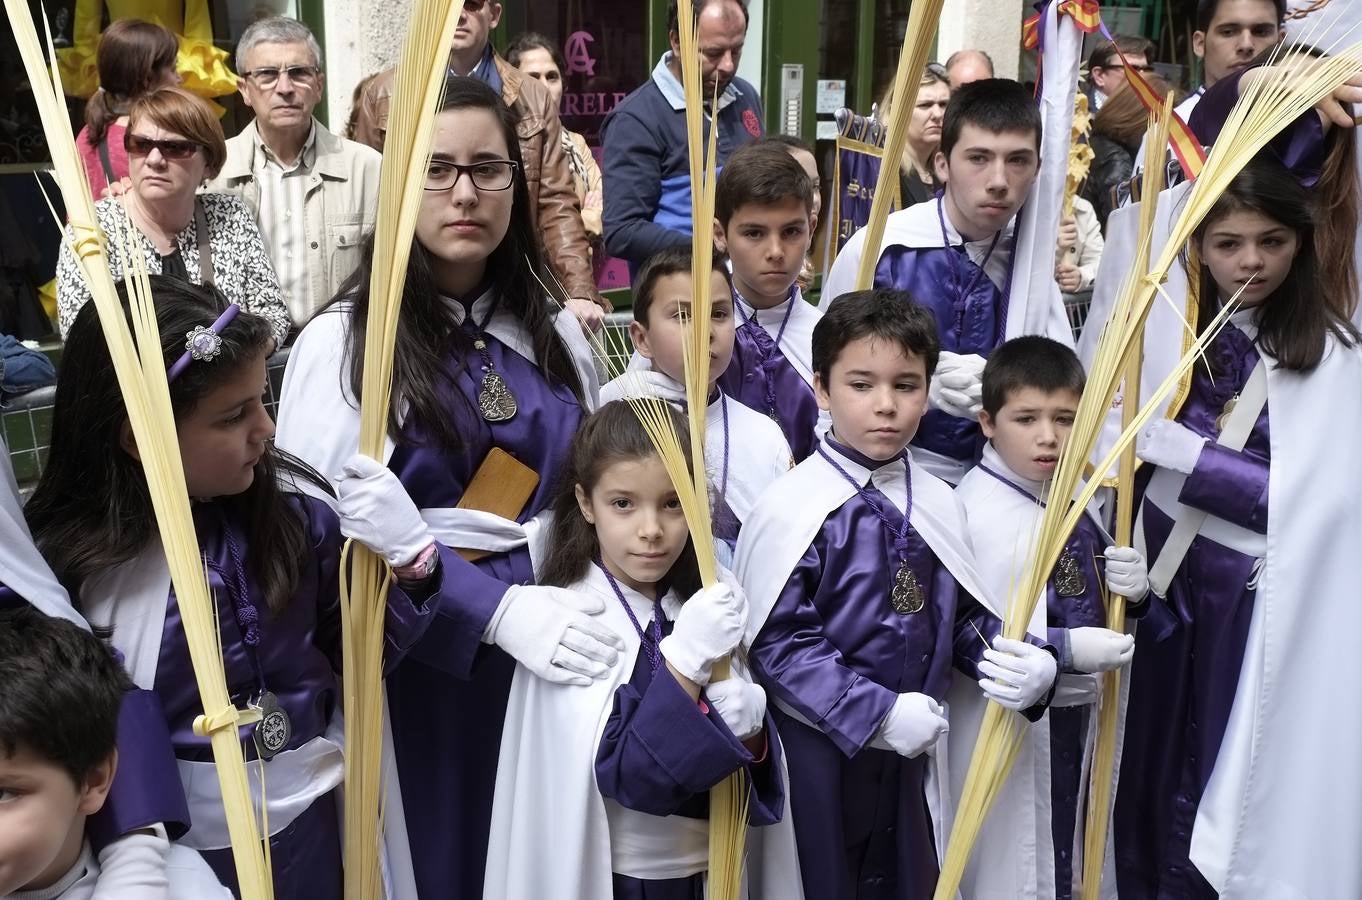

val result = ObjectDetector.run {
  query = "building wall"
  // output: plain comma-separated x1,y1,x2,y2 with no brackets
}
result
324,0,411,128
936,0,1025,79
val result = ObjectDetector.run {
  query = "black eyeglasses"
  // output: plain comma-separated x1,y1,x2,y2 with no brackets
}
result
240,65,322,89
424,159,519,192
124,134,203,160
463,0,489,11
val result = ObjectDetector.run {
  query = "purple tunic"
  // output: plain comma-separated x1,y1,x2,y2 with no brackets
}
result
717,299,821,462
748,440,1043,900
1044,513,1111,900
1116,322,1269,899
142,494,432,899
596,614,784,898
380,304,586,899
874,244,1007,467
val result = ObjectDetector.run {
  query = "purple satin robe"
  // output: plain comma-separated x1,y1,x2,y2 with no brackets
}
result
379,310,586,899
874,244,1007,466
748,440,1035,900
1116,322,1269,899
596,615,784,898
718,315,821,462
142,494,432,899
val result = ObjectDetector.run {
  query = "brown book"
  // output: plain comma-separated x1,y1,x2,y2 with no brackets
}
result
454,447,540,562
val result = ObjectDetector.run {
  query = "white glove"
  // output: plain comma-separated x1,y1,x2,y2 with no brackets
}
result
1135,419,1206,475
486,584,625,685
1104,545,1149,600
660,583,748,685
707,678,766,740
1068,626,1135,674
928,352,985,419
869,692,949,757
979,636,1058,712
336,454,432,567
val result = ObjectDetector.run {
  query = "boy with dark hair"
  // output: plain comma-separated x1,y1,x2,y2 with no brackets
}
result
821,79,1072,485
0,607,227,899
712,141,827,460
736,289,1058,900
601,245,793,548
952,335,1148,898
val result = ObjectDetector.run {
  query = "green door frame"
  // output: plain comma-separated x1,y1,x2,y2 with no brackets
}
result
297,0,329,127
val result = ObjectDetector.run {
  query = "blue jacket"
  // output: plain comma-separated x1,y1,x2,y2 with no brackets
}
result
0,334,55,400
602,54,764,276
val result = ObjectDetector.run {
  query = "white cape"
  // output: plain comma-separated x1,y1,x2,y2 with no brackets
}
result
0,436,83,626
1180,334,1362,898
1079,181,1197,478
482,565,804,900
734,437,1008,887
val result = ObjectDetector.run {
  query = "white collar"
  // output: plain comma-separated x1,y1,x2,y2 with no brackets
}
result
980,441,1049,501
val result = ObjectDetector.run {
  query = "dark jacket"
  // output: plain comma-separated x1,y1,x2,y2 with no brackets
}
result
1082,132,1136,231
600,63,763,276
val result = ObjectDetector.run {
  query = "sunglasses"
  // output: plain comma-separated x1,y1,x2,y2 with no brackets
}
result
124,134,203,160
463,0,489,10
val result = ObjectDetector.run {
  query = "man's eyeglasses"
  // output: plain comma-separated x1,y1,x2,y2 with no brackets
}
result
463,0,489,11
1096,59,1156,74
240,65,322,89
124,134,203,160
424,159,519,192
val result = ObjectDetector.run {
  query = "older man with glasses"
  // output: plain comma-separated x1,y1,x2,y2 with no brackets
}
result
1085,35,1156,112
353,0,607,330
209,16,382,332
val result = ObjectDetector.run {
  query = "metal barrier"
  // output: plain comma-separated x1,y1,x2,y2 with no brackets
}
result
5,313,640,491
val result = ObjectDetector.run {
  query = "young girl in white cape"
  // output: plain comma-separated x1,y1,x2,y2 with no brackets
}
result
1115,155,1362,898
482,400,802,900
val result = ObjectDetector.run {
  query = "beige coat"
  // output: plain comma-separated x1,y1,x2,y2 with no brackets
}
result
209,119,382,323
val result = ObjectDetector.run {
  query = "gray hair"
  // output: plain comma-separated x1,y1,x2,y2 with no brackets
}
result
237,16,323,70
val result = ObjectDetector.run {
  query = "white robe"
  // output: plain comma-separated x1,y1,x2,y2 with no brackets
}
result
1177,333,1362,898
1,842,231,900
0,435,82,626
953,443,1125,900
481,565,804,900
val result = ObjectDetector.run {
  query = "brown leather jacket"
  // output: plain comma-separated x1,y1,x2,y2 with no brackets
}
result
354,54,605,308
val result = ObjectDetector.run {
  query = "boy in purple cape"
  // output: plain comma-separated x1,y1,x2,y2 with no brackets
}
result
736,289,1059,900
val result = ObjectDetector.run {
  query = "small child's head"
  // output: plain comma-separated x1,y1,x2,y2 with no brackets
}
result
630,247,736,387
935,79,1041,241
714,142,817,308
758,134,822,219
541,401,703,600
979,336,1085,482
28,277,323,613
812,290,939,461
0,607,127,894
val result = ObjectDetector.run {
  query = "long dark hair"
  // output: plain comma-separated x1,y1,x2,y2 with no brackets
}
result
539,401,703,599
331,76,585,450
25,277,330,614
1192,156,1360,372
84,19,179,146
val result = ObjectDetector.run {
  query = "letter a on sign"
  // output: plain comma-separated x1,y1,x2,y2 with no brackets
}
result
565,31,597,76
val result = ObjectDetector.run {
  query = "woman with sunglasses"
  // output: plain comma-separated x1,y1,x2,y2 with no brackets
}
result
56,87,290,345
276,76,617,899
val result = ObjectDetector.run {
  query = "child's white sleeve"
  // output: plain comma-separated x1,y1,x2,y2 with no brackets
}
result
92,825,169,900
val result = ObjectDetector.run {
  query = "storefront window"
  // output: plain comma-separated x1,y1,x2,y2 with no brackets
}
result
520,2,650,147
